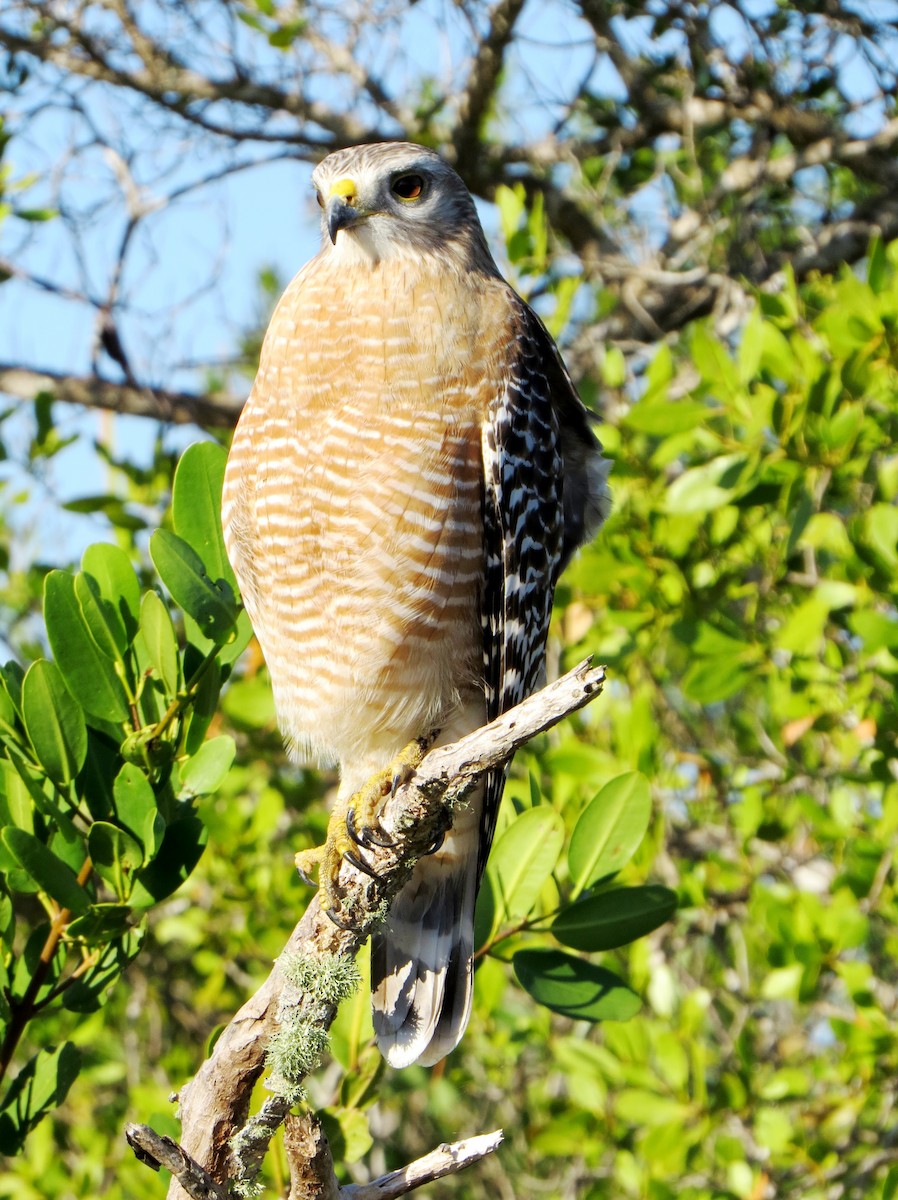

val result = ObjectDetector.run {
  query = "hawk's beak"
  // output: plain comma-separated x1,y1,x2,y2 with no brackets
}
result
326,178,364,244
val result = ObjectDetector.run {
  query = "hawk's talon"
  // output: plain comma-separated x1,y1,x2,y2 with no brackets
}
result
424,828,446,856
295,845,324,887
323,904,354,931
298,738,431,922
347,807,395,849
343,848,379,879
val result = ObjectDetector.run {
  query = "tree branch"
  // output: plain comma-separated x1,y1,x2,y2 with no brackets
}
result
452,0,527,178
129,659,604,1198
0,364,243,428
342,1129,505,1199
124,1125,230,1200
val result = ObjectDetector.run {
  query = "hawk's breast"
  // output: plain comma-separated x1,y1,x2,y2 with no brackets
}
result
222,253,514,767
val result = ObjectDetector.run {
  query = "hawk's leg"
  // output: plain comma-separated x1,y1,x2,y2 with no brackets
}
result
295,737,431,922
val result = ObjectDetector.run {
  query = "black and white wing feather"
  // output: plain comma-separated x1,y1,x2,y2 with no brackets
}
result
478,303,608,876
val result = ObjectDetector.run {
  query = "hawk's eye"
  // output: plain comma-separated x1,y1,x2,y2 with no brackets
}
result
315,191,324,208
391,173,425,202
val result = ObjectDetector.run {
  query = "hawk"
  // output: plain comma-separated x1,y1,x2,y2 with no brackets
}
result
222,142,609,1068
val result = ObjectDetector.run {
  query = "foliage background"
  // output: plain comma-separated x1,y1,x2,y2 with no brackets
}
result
0,1,897,1197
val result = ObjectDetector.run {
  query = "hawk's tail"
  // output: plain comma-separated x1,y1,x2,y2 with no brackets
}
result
370,826,478,1069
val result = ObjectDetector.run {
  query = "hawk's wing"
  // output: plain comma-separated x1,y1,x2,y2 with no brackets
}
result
478,302,608,879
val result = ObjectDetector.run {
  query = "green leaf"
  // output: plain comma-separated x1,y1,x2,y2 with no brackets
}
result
61,928,144,1013
867,235,887,293
0,760,34,831
66,904,132,945
142,807,166,861
0,828,90,913
614,1089,693,1127
87,821,144,901
513,949,641,1022
216,607,255,665
551,886,677,952
268,18,306,46
21,659,87,786
318,1106,373,1165
149,529,238,644
623,400,709,436
0,753,34,830
883,1165,898,1200
129,816,207,907
737,305,763,384
496,183,526,244
139,589,180,698
0,674,17,735
601,345,627,389
0,662,23,718
690,324,739,396
775,598,828,655
50,812,85,874
0,1043,81,1156
184,657,222,755
74,572,127,662
43,571,132,724
80,543,141,642
487,807,564,922
682,658,750,703
665,455,751,515
863,504,898,570
178,735,236,797
113,764,158,845
568,773,652,893
172,442,237,590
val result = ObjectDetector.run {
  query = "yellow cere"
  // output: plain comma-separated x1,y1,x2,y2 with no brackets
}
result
329,178,357,199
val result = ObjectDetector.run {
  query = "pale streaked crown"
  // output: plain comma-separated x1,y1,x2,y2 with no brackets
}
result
311,142,496,268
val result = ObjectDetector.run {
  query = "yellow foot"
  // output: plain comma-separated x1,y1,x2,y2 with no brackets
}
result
295,737,431,927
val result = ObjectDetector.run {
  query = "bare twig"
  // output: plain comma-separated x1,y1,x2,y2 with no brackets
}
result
124,1124,230,1200
342,1129,505,1199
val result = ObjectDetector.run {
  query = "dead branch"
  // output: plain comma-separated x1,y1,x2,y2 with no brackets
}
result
124,1124,230,1200
124,659,604,1198
285,1112,341,1200
342,1129,505,1199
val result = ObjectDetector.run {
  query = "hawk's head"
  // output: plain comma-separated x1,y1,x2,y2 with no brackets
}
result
311,142,493,269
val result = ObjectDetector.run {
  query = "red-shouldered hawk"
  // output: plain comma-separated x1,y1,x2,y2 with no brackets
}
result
222,142,610,1069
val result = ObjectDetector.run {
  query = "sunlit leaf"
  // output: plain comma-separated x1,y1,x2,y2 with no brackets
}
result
665,454,751,515
172,443,237,589
149,529,238,644
43,571,132,724
113,763,157,845
21,659,86,786
139,589,180,698
487,806,564,922
178,735,236,797
568,773,651,893
80,543,141,642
